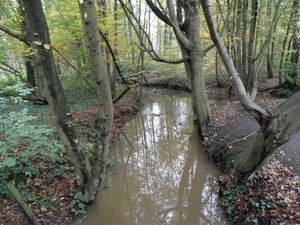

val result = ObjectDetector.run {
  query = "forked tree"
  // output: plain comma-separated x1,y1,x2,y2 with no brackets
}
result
122,0,212,137
20,0,113,203
201,0,300,180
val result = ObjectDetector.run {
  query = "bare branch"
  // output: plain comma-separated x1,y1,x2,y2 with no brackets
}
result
145,0,172,26
0,24,29,45
166,0,192,49
119,0,189,64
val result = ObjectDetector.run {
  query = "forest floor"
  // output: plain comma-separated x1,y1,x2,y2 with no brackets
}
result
1,78,299,225
0,96,141,225
205,80,300,225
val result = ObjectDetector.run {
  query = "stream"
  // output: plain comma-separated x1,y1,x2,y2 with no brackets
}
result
74,88,229,225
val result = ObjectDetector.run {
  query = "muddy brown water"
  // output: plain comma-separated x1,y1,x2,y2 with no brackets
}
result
74,89,229,225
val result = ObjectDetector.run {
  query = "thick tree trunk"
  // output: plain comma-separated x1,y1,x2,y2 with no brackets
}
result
146,0,212,136
180,0,212,135
20,0,91,187
235,91,300,176
78,0,113,203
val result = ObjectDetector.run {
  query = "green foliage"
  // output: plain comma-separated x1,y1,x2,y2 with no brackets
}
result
0,83,64,197
67,198,86,215
1,82,33,96
106,158,114,167
251,196,275,211
219,173,257,222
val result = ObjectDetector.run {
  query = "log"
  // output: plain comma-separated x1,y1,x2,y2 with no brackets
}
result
5,182,42,225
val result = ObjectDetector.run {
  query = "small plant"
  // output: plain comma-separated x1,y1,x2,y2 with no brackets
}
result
67,199,86,215
106,158,114,167
0,83,64,196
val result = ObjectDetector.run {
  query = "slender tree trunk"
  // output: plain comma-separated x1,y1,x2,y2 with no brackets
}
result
78,0,113,202
251,0,282,100
235,0,243,82
266,0,274,79
111,0,118,98
20,0,91,188
279,12,293,84
245,0,257,90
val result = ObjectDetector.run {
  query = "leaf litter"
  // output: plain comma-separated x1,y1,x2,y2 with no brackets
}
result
0,97,140,225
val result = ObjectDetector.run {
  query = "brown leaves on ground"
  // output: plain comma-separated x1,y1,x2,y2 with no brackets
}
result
0,97,140,225
0,155,77,225
220,160,300,225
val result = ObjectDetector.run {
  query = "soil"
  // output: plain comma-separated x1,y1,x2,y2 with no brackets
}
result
205,82,300,175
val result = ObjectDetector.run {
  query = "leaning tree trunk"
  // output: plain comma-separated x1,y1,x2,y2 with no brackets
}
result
234,92,300,175
201,0,300,180
78,0,113,203
20,0,91,188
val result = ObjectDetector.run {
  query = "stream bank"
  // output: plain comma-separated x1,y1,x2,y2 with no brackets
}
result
74,88,230,225
142,77,300,224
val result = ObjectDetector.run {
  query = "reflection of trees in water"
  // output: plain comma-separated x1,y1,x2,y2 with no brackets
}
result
102,113,227,225
95,97,227,225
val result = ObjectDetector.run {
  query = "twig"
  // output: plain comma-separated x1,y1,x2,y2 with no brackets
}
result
231,132,256,144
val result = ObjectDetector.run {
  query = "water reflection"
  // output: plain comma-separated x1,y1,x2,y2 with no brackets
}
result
78,93,228,225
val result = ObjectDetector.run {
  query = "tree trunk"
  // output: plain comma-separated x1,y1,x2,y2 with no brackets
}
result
278,12,293,84
183,1,212,135
24,56,36,87
20,0,91,191
234,92,300,176
245,0,257,90
178,0,212,135
78,0,113,202
201,0,300,180
146,0,212,136
111,0,118,98
251,0,282,100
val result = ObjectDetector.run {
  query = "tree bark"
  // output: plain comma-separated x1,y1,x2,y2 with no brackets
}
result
20,0,91,188
78,0,113,202
234,92,300,175
147,0,212,136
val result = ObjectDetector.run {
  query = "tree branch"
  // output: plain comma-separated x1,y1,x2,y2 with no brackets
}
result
0,24,29,45
119,0,189,64
145,0,172,26
166,0,192,49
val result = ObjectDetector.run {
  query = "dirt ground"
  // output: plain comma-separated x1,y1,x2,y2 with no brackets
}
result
205,81,300,175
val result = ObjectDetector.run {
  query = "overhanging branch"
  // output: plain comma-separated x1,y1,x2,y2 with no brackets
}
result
201,0,269,123
0,24,29,45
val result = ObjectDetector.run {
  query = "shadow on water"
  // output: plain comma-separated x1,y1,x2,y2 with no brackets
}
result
75,89,229,225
